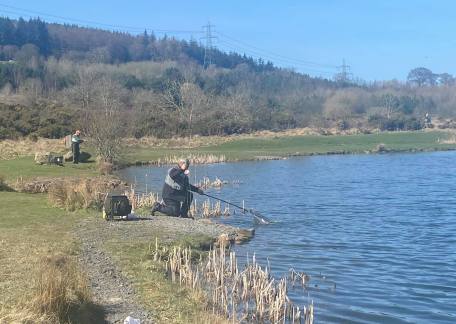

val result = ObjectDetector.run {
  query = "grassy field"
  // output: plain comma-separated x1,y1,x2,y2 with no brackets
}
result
122,130,456,163
0,157,98,182
1,131,455,181
0,192,102,322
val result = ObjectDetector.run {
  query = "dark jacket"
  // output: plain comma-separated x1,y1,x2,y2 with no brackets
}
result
162,166,199,201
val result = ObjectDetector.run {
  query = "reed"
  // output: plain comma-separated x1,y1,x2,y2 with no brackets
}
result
150,239,314,323
153,154,227,166
195,177,229,189
126,189,159,210
190,198,230,218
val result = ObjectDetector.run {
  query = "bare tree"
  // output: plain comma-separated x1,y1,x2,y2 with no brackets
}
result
380,93,399,120
161,80,207,137
83,77,126,162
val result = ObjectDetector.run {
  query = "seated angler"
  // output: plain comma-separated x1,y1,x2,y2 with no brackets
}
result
151,158,204,218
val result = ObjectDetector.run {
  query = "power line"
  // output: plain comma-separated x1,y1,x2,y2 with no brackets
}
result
201,21,217,68
335,59,353,82
216,31,338,69
217,39,335,76
217,40,334,76
0,3,202,34
0,3,343,78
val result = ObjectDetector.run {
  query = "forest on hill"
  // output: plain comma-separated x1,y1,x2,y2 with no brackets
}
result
0,17,455,140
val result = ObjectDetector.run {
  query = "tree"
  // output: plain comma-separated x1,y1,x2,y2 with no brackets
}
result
84,77,126,162
438,73,454,86
161,79,208,137
407,67,436,86
0,18,15,45
380,93,399,119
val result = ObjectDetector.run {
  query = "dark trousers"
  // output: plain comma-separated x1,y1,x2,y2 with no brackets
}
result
160,193,193,217
72,143,80,164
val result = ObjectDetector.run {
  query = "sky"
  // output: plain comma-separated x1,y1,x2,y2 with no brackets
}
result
1,0,455,81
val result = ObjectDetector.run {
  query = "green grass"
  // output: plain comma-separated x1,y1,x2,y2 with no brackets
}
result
0,192,97,319
0,157,98,181
2,131,455,181
122,130,456,163
104,238,224,324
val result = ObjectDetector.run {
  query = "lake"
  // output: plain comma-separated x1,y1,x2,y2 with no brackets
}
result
119,151,456,323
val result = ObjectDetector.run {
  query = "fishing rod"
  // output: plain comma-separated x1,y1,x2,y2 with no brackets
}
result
199,192,272,224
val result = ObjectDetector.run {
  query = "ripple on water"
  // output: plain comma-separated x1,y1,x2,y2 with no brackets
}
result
119,151,456,323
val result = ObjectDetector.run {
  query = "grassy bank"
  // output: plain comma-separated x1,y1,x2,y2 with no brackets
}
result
1,130,456,322
0,191,227,323
0,192,103,322
122,130,456,164
0,157,98,182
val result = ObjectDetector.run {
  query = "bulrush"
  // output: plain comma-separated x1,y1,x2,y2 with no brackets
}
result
150,239,314,323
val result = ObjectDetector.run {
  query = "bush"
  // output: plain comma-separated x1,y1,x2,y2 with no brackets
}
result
337,119,350,130
368,114,423,131
97,160,114,175
48,178,125,211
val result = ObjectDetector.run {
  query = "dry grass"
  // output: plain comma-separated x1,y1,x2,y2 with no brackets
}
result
195,177,231,190
439,135,456,144
127,190,159,210
0,255,103,324
0,138,65,160
190,198,231,218
150,239,314,323
122,127,364,150
48,177,126,211
97,160,114,175
154,154,227,165
126,189,231,218
0,192,103,323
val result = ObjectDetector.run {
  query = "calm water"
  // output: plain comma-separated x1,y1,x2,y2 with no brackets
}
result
119,151,456,323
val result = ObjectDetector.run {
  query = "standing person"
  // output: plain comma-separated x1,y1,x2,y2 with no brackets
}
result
71,130,84,164
151,158,204,218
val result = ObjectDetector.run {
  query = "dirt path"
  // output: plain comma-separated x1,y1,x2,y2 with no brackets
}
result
75,215,253,323
76,219,154,324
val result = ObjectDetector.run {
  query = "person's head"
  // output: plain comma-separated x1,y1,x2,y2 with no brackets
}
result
178,158,190,171
75,130,81,136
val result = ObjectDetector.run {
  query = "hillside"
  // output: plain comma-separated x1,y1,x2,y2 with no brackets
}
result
0,17,455,140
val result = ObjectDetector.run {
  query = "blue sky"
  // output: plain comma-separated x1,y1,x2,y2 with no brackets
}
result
1,0,455,81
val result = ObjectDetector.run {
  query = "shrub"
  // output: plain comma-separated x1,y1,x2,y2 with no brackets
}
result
97,160,114,175
48,177,125,210
368,114,424,131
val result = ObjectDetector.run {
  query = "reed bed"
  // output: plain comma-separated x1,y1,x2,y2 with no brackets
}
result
126,188,231,218
126,189,159,210
439,135,456,144
48,177,126,210
150,239,314,323
190,198,231,218
152,154,227,166
195,176,242,189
